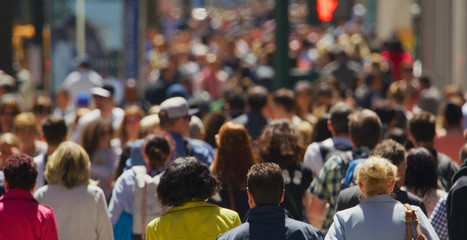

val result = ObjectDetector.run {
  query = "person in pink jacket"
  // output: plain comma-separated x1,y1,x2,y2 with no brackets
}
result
0,154,59,240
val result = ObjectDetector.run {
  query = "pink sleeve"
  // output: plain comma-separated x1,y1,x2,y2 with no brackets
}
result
41,207,59,240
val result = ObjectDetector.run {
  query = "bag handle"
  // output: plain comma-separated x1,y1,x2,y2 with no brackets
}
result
404,204,427,240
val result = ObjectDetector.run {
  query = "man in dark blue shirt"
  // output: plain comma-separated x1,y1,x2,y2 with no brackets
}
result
217,163,323,240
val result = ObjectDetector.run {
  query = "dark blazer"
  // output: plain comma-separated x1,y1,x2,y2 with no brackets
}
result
335,185,427,214
446,161,467,240
217,205,323,240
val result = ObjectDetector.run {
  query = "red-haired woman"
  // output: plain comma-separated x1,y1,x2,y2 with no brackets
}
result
209,122,257,219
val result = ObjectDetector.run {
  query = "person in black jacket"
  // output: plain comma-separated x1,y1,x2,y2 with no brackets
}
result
335,139,427,214
217,162,323,240
446,159,467,240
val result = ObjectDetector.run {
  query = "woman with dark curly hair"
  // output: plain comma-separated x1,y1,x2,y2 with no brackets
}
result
404,147,447,218
256,119,313,221
146,157,241,240
209,122,257,219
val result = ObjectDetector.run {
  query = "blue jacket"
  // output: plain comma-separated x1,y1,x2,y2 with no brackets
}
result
217,205,323,240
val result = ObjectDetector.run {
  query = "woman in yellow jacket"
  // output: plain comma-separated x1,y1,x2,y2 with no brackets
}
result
146,157,241,240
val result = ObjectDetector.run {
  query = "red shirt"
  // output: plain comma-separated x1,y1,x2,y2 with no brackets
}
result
0,188,58,240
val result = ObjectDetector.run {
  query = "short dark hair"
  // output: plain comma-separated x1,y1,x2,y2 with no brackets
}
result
405,147,438,196
349,109,381,148
157,157,220,206
42,116,67,146
3,154,38,190
444,102,462,127
329,102,352,134
272,88,295,112
247,86,268,111
409,112,435,143
371,99,396,124
372,139,406,166
247,162,284,206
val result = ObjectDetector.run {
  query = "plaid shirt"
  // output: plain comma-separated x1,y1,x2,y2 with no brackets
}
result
429,196,448,240
309,147,371,234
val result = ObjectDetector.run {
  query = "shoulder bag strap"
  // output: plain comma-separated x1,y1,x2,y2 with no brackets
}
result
404,203,427,240
404,204,413,240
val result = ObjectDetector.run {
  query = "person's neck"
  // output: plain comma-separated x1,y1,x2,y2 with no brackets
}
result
100,108,113,118
333,132,349,138
46,145,58,155
445,127,463,136
23,144,36,156
413,141,433,148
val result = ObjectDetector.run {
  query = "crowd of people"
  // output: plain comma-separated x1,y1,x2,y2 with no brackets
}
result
1,2,467,240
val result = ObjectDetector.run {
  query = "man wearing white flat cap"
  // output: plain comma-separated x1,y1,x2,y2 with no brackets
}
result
123,97,212,171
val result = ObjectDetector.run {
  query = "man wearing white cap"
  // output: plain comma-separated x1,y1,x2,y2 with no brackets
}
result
124,97,212,171
71,84,124,143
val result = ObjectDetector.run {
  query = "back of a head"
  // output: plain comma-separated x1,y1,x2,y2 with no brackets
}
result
371,99,396,125
189,115,204,139
247,86,268,111
387,81,407,105
228,92,246,112
443,102,462,127
13,112,38,134
329,102,352,134
257,120,304,169
3,154,38,191
247,162,284,206
384,127,407,145
143,134,171,171
42,116,67,146
348,109,382,148
272,88,296,112
356,156,397,197
311,115,332,142
33,95,52,115
409,112,435,143
157,157,220,206
405,147,438,196
214,122,256,189
46,141,90,189
372,139,406,166
203,111,226,148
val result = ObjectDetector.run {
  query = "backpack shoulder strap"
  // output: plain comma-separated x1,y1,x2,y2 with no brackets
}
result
318,141,331,163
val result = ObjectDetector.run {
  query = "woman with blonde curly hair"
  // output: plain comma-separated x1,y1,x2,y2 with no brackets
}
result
326,156,438,240
34,141,113,240
209,122,257,219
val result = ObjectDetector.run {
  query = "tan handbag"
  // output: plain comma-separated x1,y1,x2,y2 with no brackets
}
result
404,204,427,240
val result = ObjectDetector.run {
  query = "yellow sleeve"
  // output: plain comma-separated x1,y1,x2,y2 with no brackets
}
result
145,220,159,240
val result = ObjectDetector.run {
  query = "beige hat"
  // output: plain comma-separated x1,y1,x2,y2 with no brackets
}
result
158,97,198,121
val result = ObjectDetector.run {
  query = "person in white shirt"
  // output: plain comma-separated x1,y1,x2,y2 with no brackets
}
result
71,85,124,143
61,56,103,105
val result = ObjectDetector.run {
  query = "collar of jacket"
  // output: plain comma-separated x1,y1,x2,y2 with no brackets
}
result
165,200,215,214
360,194,396,205
0,188,37,203
245,205,291,222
